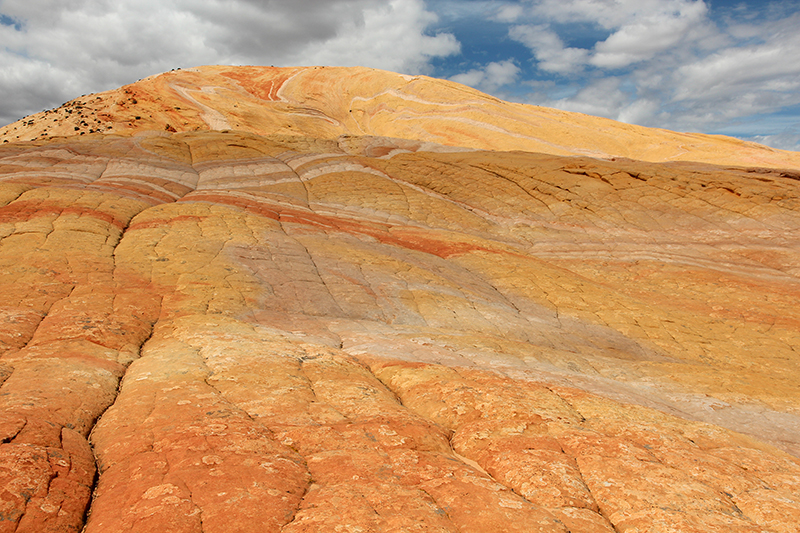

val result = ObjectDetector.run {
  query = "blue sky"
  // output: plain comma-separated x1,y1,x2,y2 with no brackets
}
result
1,0,799,151
425,0,800,150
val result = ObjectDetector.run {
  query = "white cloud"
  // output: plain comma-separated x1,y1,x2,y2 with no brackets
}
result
616,98,662,125
529,0,703,30
493,4,525,22
0,0,459,125
450,59,520,92
289,0,460,73
590,0,708,68
493,0,800,142
663,12,800,131
674,41,800,103
506,0,711,71
509,24,589,73
548,77,628,118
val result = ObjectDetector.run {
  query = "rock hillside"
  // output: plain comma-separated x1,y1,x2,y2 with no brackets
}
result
3,65,800,169
1,66,800,532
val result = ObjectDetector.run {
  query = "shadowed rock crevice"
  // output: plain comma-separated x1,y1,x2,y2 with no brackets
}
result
85,328,311,532
278,464,314,533
0,159,168,531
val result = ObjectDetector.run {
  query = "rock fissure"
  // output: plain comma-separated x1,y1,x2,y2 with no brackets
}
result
560,442,621,533
278,462,313,532
81,333,160,528
418,488,459,531
366,366,407,409
1,417,25,444
473,163,557,213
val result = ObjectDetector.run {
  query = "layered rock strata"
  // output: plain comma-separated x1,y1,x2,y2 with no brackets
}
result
0,68,799,532
3,65,800,169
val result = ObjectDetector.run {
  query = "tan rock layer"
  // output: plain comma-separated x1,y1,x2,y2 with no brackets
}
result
3,66,800,169
1,130,799,532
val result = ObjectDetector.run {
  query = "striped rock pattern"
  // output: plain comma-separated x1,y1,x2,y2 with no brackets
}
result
0,68,799,532
3,65,800,169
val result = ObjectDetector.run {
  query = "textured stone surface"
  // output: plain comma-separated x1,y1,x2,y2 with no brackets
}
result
3,65,800,169
1,67,800,532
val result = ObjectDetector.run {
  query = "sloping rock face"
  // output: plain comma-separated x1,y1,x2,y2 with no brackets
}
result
3,65,800,169
1,67,800,533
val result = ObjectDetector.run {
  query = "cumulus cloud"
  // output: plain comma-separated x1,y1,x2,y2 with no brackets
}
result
506,0,713,72
590,0,709,68
674,38,800,104
508,24,588,73
548,77,628,118
492,3,525,22
289,0,460,73
450,59,520,92
482,0,800,142
528,0,703,30
0,0,459,125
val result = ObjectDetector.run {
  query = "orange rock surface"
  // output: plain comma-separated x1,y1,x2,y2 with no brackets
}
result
1,67,800,532
3,65,800,169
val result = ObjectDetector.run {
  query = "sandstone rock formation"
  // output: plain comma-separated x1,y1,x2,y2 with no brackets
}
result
1,66,800,532
3,65,800,169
